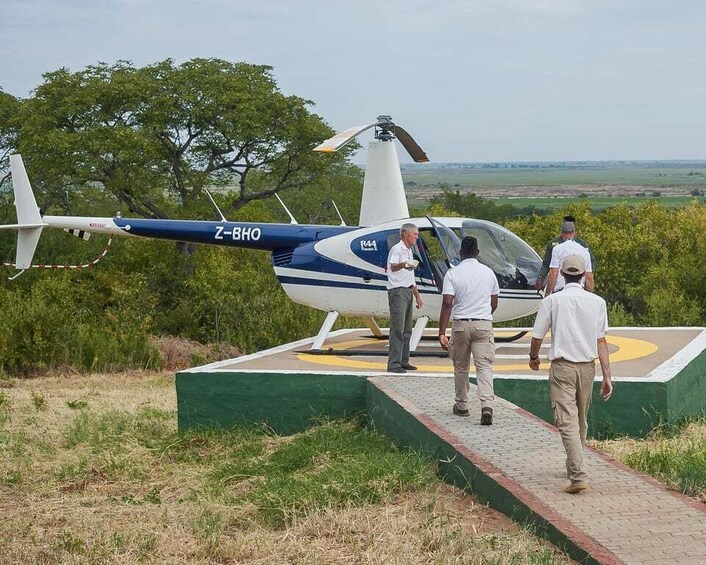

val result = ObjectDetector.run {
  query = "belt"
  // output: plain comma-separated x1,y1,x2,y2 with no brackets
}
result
455,318,489,322
389,286,414,290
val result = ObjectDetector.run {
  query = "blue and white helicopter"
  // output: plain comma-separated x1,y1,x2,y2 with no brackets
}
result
1,115,542,350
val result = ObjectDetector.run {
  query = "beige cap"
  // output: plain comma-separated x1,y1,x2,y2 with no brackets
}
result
561,254,586,275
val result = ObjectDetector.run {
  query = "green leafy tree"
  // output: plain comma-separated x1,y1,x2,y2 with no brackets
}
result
429,189,516,222
12,59,355,220
0,90,20,212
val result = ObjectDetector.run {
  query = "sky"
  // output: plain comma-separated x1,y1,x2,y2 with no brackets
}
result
2,0,706,163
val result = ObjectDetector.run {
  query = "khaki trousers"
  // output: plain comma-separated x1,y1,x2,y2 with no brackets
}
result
450,320,495,411
549,358,596,483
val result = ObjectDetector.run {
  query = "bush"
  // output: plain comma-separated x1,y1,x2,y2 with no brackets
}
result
0,275,159,375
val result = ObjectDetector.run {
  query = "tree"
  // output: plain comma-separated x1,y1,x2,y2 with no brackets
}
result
12,59,355,219
0,90,20,193
429,189,516,222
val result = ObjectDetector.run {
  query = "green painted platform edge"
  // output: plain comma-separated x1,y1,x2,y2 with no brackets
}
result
366,381,616,565
666,347,706,425
176,371,367,435
472,377,668,438
177,368,688,438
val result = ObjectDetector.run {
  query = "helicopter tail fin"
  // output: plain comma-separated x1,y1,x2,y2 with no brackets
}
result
0,155,45,270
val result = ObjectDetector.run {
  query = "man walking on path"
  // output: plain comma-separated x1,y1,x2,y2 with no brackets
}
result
438,236,499,424
535,215,596,291
386,223,423,373
529,254,613,494
544,220,594,296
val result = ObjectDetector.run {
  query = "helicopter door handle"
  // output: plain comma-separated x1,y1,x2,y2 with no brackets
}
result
363,277,371,283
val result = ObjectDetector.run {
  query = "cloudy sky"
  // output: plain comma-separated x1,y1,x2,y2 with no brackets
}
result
2,0,705,162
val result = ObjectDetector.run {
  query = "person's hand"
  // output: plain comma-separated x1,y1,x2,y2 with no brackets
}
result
529,357,541,371
439,334,450,351
534,279,544,291
415,296,423,309
600,378,613,401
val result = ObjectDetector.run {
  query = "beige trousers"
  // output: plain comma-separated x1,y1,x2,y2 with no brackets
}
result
450,320,495,411
549,358,596,483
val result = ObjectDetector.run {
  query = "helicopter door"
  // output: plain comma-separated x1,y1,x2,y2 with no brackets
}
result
423,216,462,290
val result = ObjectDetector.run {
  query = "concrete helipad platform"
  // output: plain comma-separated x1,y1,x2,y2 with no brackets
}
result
208,327,700,378
178,327,706,436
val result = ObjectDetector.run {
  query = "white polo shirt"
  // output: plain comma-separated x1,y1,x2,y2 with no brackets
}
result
386,240,416,289
549,239,593,291
532,283,608,362
441,258,499,320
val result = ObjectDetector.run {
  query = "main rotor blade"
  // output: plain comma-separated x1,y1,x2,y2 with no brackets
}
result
314,121,380,153
393,125,429,163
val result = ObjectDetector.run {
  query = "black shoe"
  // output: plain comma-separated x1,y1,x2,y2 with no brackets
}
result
480,407,493,426
402,363,417,371
453,405,470,417
388,367,407,374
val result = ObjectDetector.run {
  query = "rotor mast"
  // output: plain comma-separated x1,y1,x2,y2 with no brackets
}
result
313,114,429,226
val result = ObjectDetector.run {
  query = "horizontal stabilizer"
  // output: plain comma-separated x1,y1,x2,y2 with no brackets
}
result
0,223,45,230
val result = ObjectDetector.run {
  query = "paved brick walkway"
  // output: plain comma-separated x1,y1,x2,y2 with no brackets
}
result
370,375,706,565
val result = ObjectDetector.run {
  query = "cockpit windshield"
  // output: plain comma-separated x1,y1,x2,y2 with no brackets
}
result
461,219,541,289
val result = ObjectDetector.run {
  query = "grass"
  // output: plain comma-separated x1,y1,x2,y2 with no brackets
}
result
401,162,706,188
592,416,706,502
0,371,572,564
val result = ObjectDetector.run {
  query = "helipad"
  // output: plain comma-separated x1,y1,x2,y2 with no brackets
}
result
178,327,706,437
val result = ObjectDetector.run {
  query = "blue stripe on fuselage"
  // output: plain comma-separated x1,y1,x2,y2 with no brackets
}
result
112,218,354,251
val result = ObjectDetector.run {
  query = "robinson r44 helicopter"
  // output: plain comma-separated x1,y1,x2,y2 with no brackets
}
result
1,115,542,351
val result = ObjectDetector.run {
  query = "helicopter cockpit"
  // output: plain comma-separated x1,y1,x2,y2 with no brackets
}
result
415,217,541,292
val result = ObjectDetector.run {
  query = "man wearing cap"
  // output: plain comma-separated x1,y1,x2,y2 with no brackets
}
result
529,254,613,494
438,236,499,425
387,223,424,374
544,220,594,296
534,216,596,291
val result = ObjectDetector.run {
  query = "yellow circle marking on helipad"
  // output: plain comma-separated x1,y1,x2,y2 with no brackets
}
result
297,334,659,372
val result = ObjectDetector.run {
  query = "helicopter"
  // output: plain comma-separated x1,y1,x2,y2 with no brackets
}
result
1,115,543,350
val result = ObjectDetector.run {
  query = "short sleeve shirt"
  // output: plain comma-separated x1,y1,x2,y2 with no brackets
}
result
441,258,499,320
386,240,415,289
549,239,593,292
531,283,609,362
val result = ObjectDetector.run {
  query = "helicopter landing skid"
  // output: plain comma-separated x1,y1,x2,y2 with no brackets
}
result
304,348,449,358
364,330,529,343
494,330,528,343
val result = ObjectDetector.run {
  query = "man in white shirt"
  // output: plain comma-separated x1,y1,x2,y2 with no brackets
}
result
529,254,613,494
386,223,423,373
545,221,594,296
438,236,499,424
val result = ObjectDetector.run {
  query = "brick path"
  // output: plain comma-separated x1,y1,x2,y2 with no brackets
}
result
370,375,706,565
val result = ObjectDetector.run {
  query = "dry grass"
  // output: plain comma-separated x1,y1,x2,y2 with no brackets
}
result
0,372,572,564
150,336,242,371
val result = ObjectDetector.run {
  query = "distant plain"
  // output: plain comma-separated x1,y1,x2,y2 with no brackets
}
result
401,161,706,210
